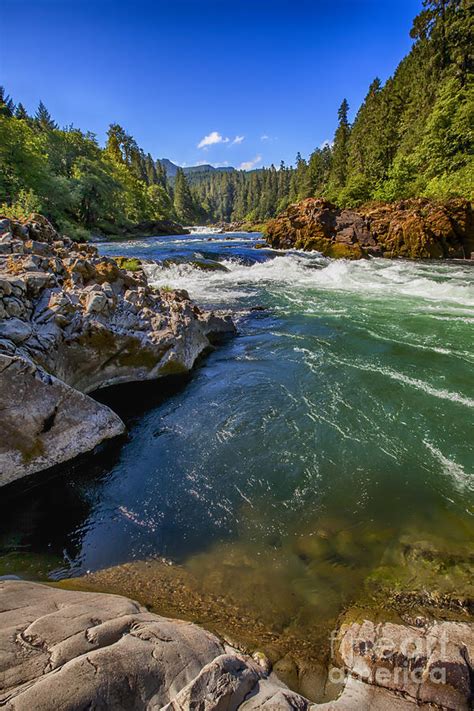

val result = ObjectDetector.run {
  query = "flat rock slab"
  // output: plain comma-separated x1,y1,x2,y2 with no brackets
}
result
1,581,302,711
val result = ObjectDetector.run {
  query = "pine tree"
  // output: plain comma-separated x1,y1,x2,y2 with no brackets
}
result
105,124,125,163
328,99,351,193
144,153,158,185
15,103,29,120
0,87,15,117
35,101,57,130
174,168,195,223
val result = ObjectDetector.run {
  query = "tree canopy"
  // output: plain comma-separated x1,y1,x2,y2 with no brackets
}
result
0,0,471,238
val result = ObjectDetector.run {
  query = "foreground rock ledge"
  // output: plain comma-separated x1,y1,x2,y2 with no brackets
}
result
0,581,472,710
0,214,235,486
266,198,474,259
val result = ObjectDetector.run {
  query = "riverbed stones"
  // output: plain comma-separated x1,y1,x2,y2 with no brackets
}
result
0,214,235,486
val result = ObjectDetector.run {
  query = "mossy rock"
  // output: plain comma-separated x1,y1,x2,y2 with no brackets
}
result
114,257,142,272
159,359,190,376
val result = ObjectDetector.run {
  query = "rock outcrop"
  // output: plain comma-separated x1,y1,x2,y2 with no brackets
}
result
0,214,235,486
0,580,298,710
266,198,474,259
1,580,472,710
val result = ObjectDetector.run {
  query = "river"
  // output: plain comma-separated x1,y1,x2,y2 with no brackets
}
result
1,230,472,675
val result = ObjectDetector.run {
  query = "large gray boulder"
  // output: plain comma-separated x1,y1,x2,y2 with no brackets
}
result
0,215,235,486
0,354,125,486
0,580,284,710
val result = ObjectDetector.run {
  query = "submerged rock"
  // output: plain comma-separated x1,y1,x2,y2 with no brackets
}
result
162,256,230,272
0,215,235,486
266,198,474,259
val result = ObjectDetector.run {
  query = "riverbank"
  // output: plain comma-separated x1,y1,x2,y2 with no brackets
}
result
265,197,474,259
93,218,190,241
3,577,472,709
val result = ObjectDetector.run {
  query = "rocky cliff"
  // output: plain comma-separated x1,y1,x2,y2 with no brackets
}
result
0,215,234,487
266,198,474,259
1,580,472,710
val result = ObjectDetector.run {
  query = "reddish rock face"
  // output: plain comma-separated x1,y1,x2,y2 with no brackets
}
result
266,198,474,259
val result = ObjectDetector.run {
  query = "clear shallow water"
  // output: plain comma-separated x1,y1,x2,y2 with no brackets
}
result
1,232,473,639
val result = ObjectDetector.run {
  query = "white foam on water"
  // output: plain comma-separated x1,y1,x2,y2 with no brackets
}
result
423,440,474,493
145,254,474,311
335,358,474,409
361,327,474,363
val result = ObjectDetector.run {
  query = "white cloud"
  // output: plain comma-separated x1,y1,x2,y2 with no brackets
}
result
239,154,262,171
197,131,230,149
260,134,269,141
232,135,245,145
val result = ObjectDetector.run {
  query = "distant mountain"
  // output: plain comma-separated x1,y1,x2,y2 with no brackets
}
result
158,158,180,179
158,159,235,182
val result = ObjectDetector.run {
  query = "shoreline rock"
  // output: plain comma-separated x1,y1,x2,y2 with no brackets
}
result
1,580,472,710
265,198,474,259
0,214,235,487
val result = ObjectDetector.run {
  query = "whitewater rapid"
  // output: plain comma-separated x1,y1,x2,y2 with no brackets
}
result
144,252,474,310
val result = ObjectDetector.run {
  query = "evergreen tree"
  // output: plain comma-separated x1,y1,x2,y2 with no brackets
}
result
15,103,29,120
144,153,158,185
35,101,57,130
173,168,195,223
328,99,351,192
0,87,15,117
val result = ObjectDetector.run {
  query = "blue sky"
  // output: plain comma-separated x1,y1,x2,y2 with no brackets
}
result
1,0,421,169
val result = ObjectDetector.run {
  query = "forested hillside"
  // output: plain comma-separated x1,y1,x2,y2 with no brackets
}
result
190,0,473,221
0,0,471,236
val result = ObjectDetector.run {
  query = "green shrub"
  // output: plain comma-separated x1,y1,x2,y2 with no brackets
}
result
0,188,41,220
115,256,142,272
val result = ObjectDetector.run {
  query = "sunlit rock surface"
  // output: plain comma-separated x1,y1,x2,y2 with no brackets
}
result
266,198,474,259
1,581,472,710
0,214,234,486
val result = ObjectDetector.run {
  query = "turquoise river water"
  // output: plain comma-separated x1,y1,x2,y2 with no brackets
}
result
1,231,473,652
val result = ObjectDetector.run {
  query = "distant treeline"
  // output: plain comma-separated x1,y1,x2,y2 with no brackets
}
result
0,0,471,236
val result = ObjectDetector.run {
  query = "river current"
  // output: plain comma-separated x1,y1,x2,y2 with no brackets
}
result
1,231,473,659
